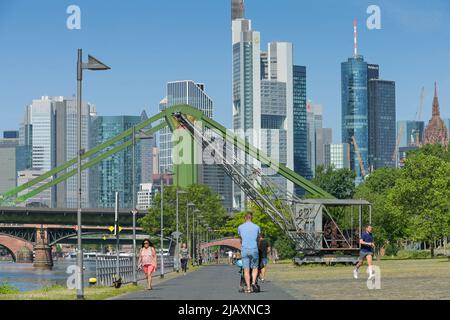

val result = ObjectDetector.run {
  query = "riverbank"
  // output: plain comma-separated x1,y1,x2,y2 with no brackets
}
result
0,265,203,300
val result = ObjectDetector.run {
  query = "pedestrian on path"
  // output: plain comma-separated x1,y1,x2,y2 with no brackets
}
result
180,243,189,275
238,211,261,293
138,239,157,290
258,233,270,282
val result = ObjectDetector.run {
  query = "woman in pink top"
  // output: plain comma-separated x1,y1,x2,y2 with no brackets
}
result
138,239,157,290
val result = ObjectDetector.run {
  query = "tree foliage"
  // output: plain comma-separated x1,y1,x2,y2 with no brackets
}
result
312,165,356,199
138,184,228,243
386,154,450,256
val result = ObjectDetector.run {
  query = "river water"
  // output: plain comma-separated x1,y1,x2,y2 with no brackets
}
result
0,259,96,292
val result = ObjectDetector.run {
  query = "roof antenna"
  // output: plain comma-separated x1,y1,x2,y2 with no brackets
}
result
354,20,358,57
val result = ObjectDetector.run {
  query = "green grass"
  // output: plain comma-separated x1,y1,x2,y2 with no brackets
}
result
0,282,20,295
268,258,450,300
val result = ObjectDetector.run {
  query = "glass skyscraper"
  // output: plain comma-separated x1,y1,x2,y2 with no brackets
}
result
341,55,369,184
90,116,142,209
293,65,312,195
368,80,396,170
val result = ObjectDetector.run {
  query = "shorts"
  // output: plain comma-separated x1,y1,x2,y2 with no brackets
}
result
259,258,268,267
143,264,157,274
241,248,259,270
359,251,373,261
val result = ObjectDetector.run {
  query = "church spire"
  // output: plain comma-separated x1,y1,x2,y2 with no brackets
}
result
432,82,440,117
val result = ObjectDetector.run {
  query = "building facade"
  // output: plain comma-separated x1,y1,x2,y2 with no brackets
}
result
90,115,142,209
324,143,351,169
292,66,313,193
368,80,396,170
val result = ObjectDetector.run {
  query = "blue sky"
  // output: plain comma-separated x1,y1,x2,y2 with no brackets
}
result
1,0,449,142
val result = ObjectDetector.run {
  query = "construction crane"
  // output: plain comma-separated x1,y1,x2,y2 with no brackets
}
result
351,136,366,178
393,123,405,162
415,87,425,122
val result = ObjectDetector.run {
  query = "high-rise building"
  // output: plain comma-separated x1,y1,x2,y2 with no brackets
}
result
17,170,53,207
140,111,155,184
341,54,369,184
0,137,24,193
159,80,232,211
232,3,261,209
315,128,333,167
397,120,425,148
324,143,351,169
137,183,153,210
3,131,19,139
90,115,142,209
293,65,312,194
424,83,449,147
231,0,245,20
368,80,396,170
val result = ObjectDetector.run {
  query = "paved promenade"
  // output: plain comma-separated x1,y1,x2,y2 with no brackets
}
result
113,264,296,300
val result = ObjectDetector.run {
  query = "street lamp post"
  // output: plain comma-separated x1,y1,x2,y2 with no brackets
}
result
176,190,188,272
186,203,195,259
76,49,110,300
160,172,165,278
131,126,153,285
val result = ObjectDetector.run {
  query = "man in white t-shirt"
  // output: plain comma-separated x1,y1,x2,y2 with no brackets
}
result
227,250,233,264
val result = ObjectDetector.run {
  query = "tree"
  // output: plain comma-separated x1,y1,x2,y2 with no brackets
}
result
386,154,450,256
312,165,356,199
407,144,450,162
138,184,228,244
354,168,404,254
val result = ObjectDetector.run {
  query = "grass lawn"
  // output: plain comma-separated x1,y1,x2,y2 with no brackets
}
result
0,265,203,300
267,258,450,300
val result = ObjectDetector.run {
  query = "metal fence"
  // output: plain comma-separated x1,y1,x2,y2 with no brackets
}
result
95,254,175,287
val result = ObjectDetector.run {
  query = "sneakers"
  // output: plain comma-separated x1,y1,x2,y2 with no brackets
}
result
353,269,359,279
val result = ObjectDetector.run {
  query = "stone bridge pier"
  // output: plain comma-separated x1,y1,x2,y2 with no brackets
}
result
0,227,54,269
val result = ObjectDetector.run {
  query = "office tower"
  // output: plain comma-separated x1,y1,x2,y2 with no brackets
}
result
159,80,233,211
232,1,261,209
315,128,333,167
19,105,33,169
3,131,19,139
137,183,153,210
424,83,449,147
231,0,245,20
260,51,269,80
397,121,425,148
140,111,155,184
445,119,450,136
16,170,53,207
90,115,142,209
0,136,21,193
368,80,396,169
306,102,316,176
324,143,351,169
367,64,380,81
293,65,312,195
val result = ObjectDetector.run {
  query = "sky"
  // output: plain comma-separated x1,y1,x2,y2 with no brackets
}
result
0,0,449,143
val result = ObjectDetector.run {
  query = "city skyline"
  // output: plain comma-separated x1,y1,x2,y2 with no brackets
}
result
1,0,449,143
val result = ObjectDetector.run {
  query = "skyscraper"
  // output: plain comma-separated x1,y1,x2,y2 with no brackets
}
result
341,54,369,184
368,79,396,170
140,110,155,184
324,143,351,169
293,65,312,194
90,115,142,209
315,128,333,167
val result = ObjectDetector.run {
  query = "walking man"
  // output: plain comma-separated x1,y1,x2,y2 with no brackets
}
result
238,212,261,293
354,224,376,280
258,233,270,282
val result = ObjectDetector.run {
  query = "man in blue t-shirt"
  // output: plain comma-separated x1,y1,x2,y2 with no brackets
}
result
353,224,375,280
238,212,261,293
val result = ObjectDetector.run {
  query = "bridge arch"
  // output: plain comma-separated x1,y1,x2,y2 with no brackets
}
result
200,238,241,251
0,233,33,262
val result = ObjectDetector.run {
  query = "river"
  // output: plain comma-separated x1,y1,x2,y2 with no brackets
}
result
0,259,96,292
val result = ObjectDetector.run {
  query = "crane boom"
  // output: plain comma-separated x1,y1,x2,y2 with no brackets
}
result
351,136,366,178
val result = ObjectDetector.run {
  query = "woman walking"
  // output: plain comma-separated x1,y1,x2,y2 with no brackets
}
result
180,243,189,275
138,239,157,290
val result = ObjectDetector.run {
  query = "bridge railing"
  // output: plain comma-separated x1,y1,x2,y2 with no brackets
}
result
95,254,175,286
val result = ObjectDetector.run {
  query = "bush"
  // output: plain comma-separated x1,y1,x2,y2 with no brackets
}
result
0,281,19,294
396,250,432,259
274,236,297,260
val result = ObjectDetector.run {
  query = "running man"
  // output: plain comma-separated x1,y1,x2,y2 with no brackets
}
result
238,212,261,293
258,233,270,282
354,224,376,280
